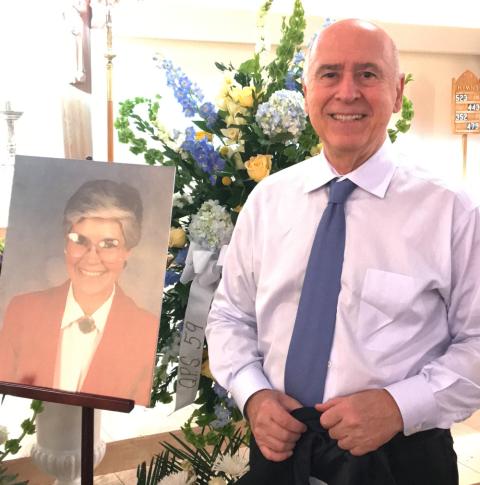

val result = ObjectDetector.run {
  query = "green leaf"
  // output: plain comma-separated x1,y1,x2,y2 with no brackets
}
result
20,419,35,435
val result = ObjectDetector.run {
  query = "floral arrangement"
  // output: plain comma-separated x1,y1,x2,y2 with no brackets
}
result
115,0,414,464
136,427,249,485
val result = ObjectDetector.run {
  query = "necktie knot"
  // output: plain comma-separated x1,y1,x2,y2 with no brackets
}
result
328,178,357,204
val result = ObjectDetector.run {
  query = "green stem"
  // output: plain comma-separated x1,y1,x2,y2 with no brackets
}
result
0,403,42,462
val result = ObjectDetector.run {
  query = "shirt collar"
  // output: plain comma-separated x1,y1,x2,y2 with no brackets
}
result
303,138,397,198
61,283,115,334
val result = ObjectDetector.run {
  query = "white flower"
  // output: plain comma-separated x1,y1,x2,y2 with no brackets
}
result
212,450,249,479
208,478,228,485
255,89,307,142
173,193,194,209
188,200,234,251
158,470,196,485
0,425,8,445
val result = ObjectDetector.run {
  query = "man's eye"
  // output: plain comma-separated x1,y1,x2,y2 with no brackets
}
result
361,71,376,79
321,72,337,79
99,239,120,249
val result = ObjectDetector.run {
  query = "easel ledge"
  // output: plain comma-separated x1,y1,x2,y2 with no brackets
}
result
0,381,134,485
0,381,134,412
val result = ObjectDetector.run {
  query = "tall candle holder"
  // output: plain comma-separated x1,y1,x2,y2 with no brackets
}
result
0,101,23,163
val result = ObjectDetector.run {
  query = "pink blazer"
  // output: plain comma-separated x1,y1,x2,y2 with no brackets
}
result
0,281,159,406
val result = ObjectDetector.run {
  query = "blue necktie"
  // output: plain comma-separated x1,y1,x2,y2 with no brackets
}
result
285,178,357,406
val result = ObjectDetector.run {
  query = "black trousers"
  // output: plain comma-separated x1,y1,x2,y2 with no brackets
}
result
236,407,458,485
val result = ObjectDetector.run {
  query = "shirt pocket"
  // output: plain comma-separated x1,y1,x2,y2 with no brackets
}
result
358,269,420,352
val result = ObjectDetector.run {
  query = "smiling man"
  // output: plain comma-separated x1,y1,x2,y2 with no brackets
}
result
0,180,158,405
206,19,480,484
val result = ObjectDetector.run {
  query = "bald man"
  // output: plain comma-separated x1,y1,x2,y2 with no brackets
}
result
206,20,480,483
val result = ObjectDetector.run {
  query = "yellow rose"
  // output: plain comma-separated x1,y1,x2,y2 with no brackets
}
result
169,227,186,248
233,205,243,213
310,142,323,156
237,86,255,108
244,154,272,182
201,359,214,379
220,127,241,141
233,152,244,170
195,131,213,142
222,176,232,186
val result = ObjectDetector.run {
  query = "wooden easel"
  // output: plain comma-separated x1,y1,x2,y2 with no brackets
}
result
0,381,134,485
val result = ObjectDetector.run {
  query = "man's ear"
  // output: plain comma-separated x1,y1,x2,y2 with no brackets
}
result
393,73,405,113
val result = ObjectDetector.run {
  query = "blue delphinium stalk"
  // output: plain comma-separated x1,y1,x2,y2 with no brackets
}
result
182,134,226,184
157,58,218,126
285,51,305,91
159,59,205,118
199,101,218,128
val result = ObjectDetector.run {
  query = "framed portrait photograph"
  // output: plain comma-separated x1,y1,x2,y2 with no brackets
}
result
0,156,174,406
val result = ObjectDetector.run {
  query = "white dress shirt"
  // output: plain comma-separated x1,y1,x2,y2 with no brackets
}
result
206,140,480,436
56,285,114,392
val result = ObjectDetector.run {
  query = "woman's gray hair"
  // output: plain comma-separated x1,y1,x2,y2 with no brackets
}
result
63,179,143,249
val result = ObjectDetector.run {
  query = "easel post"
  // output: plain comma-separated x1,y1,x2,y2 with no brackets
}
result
0,382,134,485
81,407,94,485
462,134,468,178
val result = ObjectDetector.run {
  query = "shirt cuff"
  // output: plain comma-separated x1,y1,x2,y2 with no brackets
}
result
385,374,440,435
230,365,273,416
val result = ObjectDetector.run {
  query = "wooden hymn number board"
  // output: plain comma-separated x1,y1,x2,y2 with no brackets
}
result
452,70,480,134
451,70,480,176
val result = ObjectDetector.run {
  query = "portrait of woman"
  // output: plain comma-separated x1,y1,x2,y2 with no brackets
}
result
0,179,160,405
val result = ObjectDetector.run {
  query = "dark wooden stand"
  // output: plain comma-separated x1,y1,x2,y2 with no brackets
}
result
0,381,134,485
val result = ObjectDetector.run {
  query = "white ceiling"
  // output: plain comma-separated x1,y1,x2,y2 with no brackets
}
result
118,0,480,29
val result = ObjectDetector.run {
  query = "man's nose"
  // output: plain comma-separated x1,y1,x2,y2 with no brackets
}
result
335,74,360,102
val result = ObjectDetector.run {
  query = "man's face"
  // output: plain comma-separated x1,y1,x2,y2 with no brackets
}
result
303,21,404,167
65,217,130,302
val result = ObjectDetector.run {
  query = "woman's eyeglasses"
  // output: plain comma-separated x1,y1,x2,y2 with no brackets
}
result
65,232,126,262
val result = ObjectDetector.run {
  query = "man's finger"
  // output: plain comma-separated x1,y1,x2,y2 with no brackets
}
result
259,433,297,453
259,444,293,462
273,409,307,434
318,406,343,429
315,397,341,412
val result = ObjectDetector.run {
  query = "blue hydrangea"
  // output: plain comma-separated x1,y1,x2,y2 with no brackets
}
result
188,200,234,251
213,383,228,399
211,404,231,429
255,89,307,142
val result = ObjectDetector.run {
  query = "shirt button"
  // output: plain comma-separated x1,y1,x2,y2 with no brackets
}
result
327,360,332,368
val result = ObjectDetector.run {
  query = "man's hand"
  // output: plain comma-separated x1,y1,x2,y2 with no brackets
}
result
245,389,307,462
316,389,403,456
